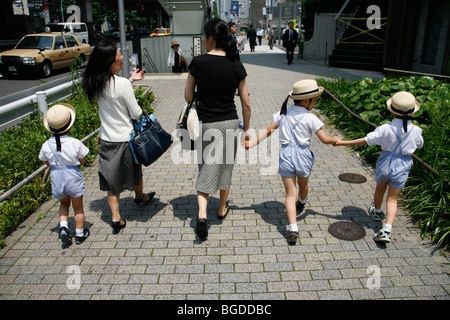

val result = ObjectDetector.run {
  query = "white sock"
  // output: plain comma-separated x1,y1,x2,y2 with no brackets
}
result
383,223,392,231
299,198,307,204
60,221,68,229
374,207,383,213
289,223,298,232
75,228,84,237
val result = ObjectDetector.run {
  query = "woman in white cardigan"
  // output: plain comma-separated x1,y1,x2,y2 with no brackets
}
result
82,39,155,234
167,41,184,73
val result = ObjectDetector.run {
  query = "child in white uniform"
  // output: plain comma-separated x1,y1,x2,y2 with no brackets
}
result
335,91,424,243
246,80,340,245
39,104,90,247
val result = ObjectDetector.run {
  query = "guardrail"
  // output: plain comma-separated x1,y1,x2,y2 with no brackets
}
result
0,78,77,131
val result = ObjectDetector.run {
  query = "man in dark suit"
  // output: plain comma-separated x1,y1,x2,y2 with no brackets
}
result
282,21,298,64
247,25,257,52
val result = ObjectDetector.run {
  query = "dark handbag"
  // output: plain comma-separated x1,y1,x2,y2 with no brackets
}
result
176,99,198,151
129,113,173,166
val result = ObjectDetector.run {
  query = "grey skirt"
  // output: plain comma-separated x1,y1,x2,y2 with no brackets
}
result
98,139,142,195
195,119,240,194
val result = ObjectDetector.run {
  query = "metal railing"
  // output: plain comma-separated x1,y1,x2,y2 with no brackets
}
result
0,79,77,131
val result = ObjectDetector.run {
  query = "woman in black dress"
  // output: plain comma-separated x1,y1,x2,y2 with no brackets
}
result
184,19,252,239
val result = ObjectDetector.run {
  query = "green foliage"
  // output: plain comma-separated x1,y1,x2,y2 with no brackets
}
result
317,76,450,248
0,80,154,248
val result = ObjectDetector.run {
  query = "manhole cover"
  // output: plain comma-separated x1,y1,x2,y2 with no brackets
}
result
328,221,366,241
338,173,367,184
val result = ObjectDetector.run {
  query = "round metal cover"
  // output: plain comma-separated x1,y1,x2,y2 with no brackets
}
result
328,221,366,241
338,173,367,184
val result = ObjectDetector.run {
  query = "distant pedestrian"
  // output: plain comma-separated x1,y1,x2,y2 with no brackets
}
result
185,19,252,240
282,22,298,64
228,21,242,61
81,38,155,235
335,91,424,243
267,25,275,50
247,25,257,52
246,80,340,245
168,41,184,73
39,103,90,248
257,28,264,45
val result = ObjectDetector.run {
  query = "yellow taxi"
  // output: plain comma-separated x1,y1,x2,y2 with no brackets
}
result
0,33,91,78
150,28,170,37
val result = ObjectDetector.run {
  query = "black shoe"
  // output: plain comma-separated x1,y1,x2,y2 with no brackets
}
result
134,192,156,205
59,227,73,247
112,219,126,234
218,205,230,220
296,200,306,213
75,229,90,245
287,230,299,245
196,218,208,239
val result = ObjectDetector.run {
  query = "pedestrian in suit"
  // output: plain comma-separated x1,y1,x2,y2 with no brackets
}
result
282,22,298,64
247,25,257,52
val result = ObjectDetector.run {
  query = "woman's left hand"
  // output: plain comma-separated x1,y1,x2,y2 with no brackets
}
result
129,68,145,83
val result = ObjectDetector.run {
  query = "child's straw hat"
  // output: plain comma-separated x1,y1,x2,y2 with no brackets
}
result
387,91,420,116
43,103,76,134
289,79,324,100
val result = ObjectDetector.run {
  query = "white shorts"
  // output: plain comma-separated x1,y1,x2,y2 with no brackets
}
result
375,151,412,189
278,144,314,178
50,166,86,199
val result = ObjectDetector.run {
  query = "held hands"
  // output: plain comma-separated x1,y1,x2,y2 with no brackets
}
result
332,136,342,146
241,130,252,150
129,68,145,83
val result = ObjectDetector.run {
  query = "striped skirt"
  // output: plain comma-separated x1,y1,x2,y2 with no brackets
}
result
195,119,240,194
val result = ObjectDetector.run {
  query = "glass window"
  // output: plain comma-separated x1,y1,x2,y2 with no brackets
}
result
16,36,53,50
64,35,77,47
54,36,66,49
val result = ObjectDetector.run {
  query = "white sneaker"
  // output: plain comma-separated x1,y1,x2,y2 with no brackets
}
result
373,228,391,243
368,204,385,221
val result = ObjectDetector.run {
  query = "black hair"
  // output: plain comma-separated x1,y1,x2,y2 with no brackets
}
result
227,21,236,28
81,38,118,103
204,19,237,61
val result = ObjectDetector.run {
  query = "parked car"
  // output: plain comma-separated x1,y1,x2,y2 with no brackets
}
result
130,28,150,40
0,33,91,78
150,27,170,37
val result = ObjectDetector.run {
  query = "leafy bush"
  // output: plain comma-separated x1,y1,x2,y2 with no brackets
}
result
317,76,449,248
0,80,154,248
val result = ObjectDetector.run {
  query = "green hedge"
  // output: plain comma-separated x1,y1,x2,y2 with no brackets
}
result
317,76,449,248
0,81,154,248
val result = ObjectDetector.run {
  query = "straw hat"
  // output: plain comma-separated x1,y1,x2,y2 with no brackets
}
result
171,41,180,48
289,79,324,100
387,91,420,116
43,103,76,134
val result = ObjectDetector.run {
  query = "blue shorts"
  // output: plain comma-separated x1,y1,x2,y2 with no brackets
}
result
375,151,412,189
278,144,314,178
50,166,86,199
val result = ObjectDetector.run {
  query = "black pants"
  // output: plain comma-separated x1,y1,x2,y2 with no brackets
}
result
286,43,295,64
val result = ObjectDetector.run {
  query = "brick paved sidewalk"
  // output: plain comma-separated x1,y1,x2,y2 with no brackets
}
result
0,44,449,300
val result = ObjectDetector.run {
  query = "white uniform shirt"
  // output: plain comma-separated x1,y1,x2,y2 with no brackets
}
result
39,136,89,167
98,75,143,142
273,105,324,146
365,119,424,155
